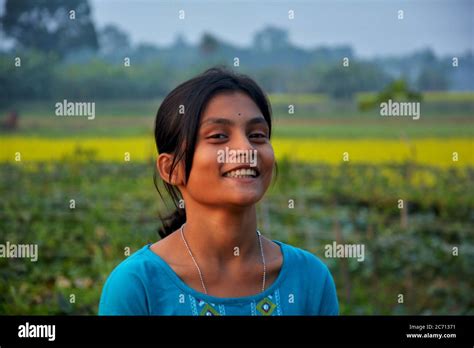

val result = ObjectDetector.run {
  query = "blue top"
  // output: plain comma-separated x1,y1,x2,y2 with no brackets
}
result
99,240,339,316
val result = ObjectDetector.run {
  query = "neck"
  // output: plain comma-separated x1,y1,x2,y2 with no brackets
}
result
181,201,260,265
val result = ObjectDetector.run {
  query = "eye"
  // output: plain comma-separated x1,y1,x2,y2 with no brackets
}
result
207,133,227,139
249,133,267,139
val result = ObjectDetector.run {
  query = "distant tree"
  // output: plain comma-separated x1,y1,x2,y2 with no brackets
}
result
199,33,219,55
412,48,437,66
1,0,98,58
0,50,56,107
253,26,289,52
173,33,189,49
254,67,287,92
320,62,391,99
98,24,131,57
417,68,449,91
358,79,422,111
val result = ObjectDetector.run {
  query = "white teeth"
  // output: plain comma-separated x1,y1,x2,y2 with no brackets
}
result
224,168,258,178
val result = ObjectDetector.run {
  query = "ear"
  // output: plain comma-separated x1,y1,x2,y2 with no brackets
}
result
157,153,184,186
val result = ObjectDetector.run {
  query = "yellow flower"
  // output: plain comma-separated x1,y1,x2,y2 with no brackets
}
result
1,136,472,168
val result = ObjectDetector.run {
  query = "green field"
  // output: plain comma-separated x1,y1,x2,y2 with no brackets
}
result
2,92,473,139
1,160,472,314
1,93,473,315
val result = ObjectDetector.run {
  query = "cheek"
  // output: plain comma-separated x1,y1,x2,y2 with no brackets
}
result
258,145,275,183
259,145,275,168
186,145,219,183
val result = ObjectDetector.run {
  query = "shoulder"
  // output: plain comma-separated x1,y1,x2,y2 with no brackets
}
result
276,240,339,315
98,244,162,315
106,245,156,282
278,240,330,277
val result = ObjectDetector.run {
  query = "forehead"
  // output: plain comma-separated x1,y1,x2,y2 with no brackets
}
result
201,91,261,120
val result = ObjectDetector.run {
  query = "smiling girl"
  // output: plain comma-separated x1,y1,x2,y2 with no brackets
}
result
99,67,339,316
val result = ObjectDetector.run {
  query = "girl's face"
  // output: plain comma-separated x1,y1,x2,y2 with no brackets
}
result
183,91,274,208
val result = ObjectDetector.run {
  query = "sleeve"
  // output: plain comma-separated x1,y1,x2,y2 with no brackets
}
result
318,267,339,315
98,266,149,315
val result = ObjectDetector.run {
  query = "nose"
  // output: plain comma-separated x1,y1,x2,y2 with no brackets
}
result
230,131,257,163
232,131,254,149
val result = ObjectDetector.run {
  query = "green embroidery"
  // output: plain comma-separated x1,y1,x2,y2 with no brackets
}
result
200,303,220,316
256,297,276,316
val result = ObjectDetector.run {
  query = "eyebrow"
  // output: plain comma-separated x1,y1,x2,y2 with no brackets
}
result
200,116,268,127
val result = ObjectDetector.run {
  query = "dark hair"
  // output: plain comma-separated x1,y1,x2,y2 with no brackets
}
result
153,66,273,238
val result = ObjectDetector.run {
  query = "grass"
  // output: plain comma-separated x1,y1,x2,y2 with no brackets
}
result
1,118,473,139
0,92,471,140
1,160,472,315
357,91,474,103
0,92,472,315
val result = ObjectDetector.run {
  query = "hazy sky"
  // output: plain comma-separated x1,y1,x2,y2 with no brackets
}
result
89,0,474,58
0,0,471,57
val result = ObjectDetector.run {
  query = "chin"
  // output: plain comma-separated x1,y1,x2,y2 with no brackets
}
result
225,193,264,207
